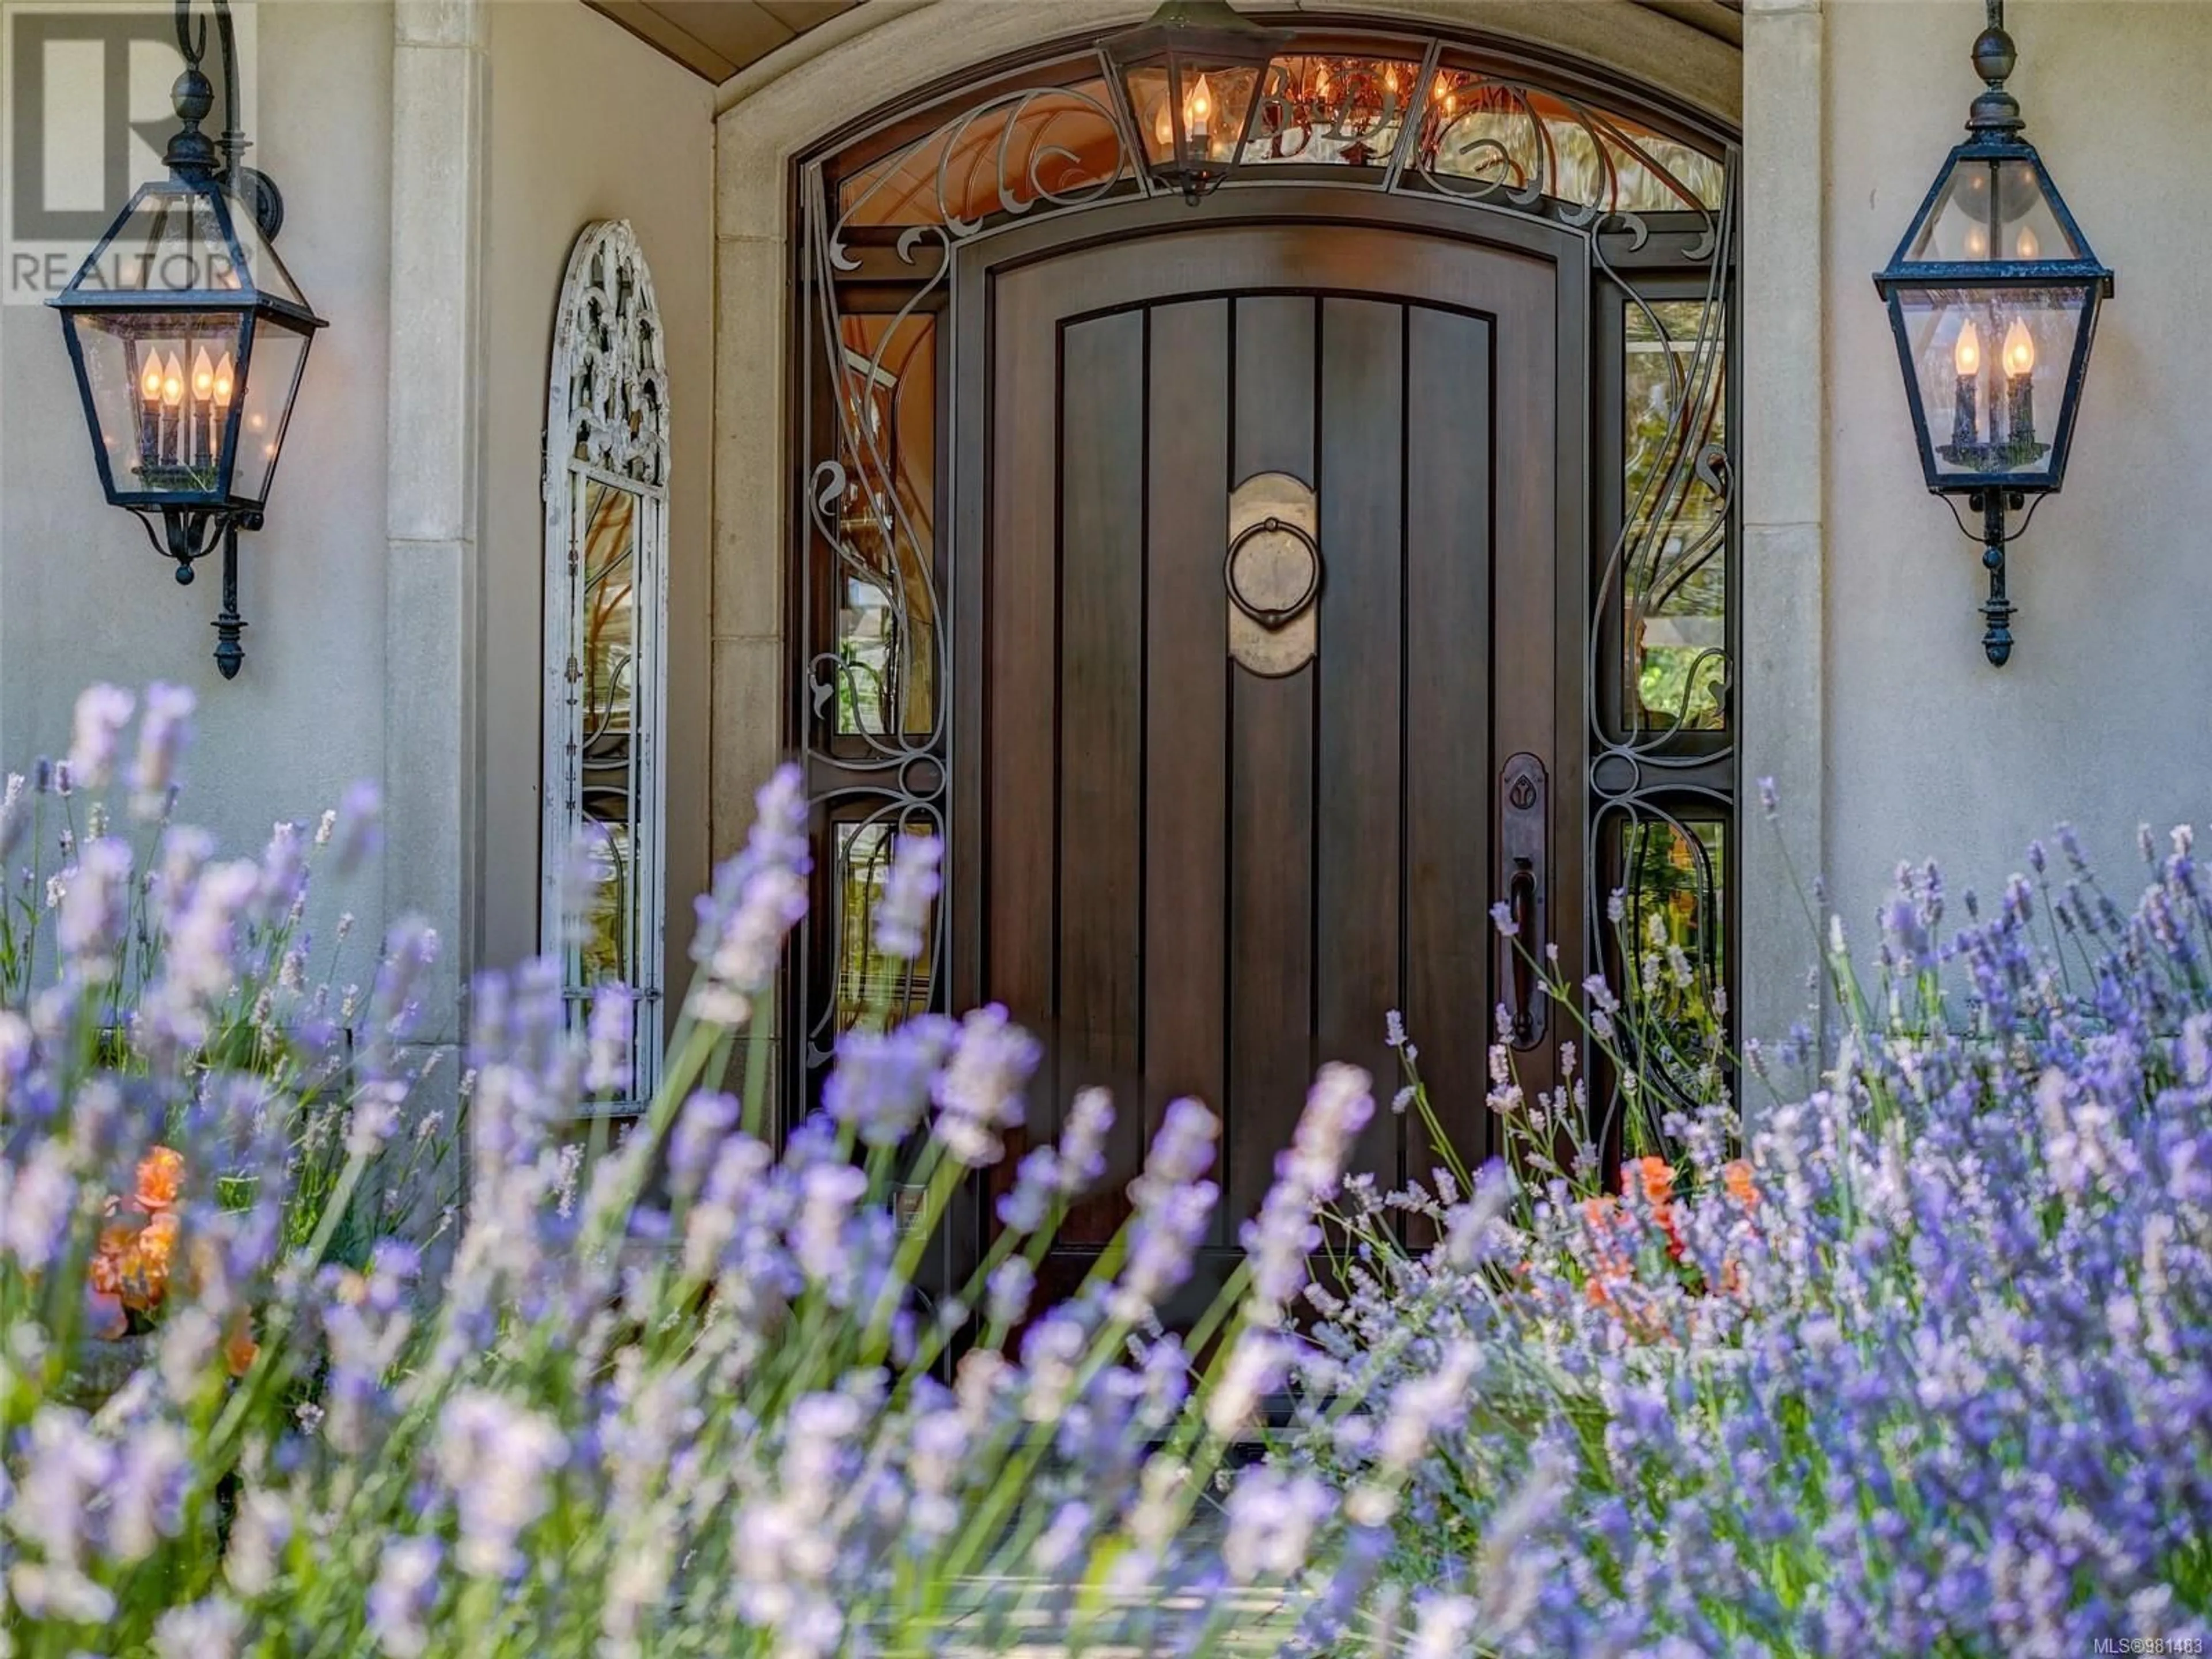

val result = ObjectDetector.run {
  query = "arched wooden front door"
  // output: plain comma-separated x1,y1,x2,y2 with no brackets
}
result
951,198,1587,1314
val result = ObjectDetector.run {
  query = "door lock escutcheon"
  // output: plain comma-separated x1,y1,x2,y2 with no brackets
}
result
1498,752,1548,1050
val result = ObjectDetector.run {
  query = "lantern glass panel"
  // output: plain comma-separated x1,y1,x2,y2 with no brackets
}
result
1126,58,1260,169
84,181,307,308
224,206,308,309
1124,62,1179,168
65,309,246,501
1907,154,2078,264
230,318,312,505
89,185,243,294
1893,282,2093,484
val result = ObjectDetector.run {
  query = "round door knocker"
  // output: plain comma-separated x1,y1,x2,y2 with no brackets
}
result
1224,516,1323,628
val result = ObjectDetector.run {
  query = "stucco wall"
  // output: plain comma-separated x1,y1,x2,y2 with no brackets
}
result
1822,0,2212,962
0,0,393,928
478,0,714,999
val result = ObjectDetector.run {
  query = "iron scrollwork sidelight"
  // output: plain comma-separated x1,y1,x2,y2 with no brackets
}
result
1586,156,1739,1147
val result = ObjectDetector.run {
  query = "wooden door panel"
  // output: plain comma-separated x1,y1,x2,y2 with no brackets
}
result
1142,299,1231,1206
1406,305,1497,1177
978,216,1566,1305
1226,294,1317,1232
1316,296,1408,1191
986,268,1060,1152
1055,309,1148,1242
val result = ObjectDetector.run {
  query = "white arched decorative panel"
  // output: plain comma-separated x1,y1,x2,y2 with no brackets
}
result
541,219,671,1111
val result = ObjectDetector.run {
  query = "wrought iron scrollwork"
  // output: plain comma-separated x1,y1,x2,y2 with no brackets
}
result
798,86,1138,1071
1586,155,1739,1143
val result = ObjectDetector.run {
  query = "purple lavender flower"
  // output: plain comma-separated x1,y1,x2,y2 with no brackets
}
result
434,1393,567,1578
1,1143,76,1272
688,765,809,1027
367,1537,443,1657
823,1014,953,1148
1407,1594,1479,1659
873,831,941,961
933,1003,1039,1168
0,772,25,862
584,983,632,1095
1221,1467,1332,1584
986,1256,1035,1328
330,779,383,877
1056,1085,1113,1191
66,683,134,790
997,1145,1060,1233
56,837,131,979
128,683,194,821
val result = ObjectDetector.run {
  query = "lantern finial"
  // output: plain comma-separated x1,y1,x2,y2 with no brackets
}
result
1967,2,2022,134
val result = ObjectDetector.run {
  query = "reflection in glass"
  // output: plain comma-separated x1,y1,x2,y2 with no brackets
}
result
1907,155,2077,264
837,78,1129,229
1421,71,1726,213
1624,299,1728,732
577,821,634,988
1243,55,1425,168
1616,817,1727,1109
834,820,938,1032
834,315,938,739
575,479,641,989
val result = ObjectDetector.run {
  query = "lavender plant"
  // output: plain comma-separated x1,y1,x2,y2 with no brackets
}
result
1275,811,2212,1656
0,686,1469,1657
0,688,446,1362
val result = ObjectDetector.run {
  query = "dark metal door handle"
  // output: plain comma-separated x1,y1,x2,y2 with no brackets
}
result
1498,753,1548,1051
1508,859,1539,1046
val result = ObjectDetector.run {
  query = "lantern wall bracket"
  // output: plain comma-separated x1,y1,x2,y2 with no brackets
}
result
126,506,256,679
1949,487,2047,668
174,0,284,241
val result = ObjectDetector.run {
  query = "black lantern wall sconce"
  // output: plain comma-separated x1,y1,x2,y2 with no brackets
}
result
1103,0,1290,203
48,0,325,680
1873,0,2112,667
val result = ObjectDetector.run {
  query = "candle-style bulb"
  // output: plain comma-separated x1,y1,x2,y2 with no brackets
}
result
139,359,163,403
2014,225,2040,260
160,353,185,408
1154,98,1174,150
1964,223,1990,259
191,347,215,403
213,353,235,406
2003,319,2035,377
1953,318,1982,377
1186,73,1213,141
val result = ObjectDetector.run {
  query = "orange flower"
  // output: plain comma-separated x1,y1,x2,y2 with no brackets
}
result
1628,1157,1676,1207
1721,1159,1760,1207
89,1222,135,1296
134,1145,185,1213
118,1211,181,1313
1618,1160,1685,1260
223,1312,259,1378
